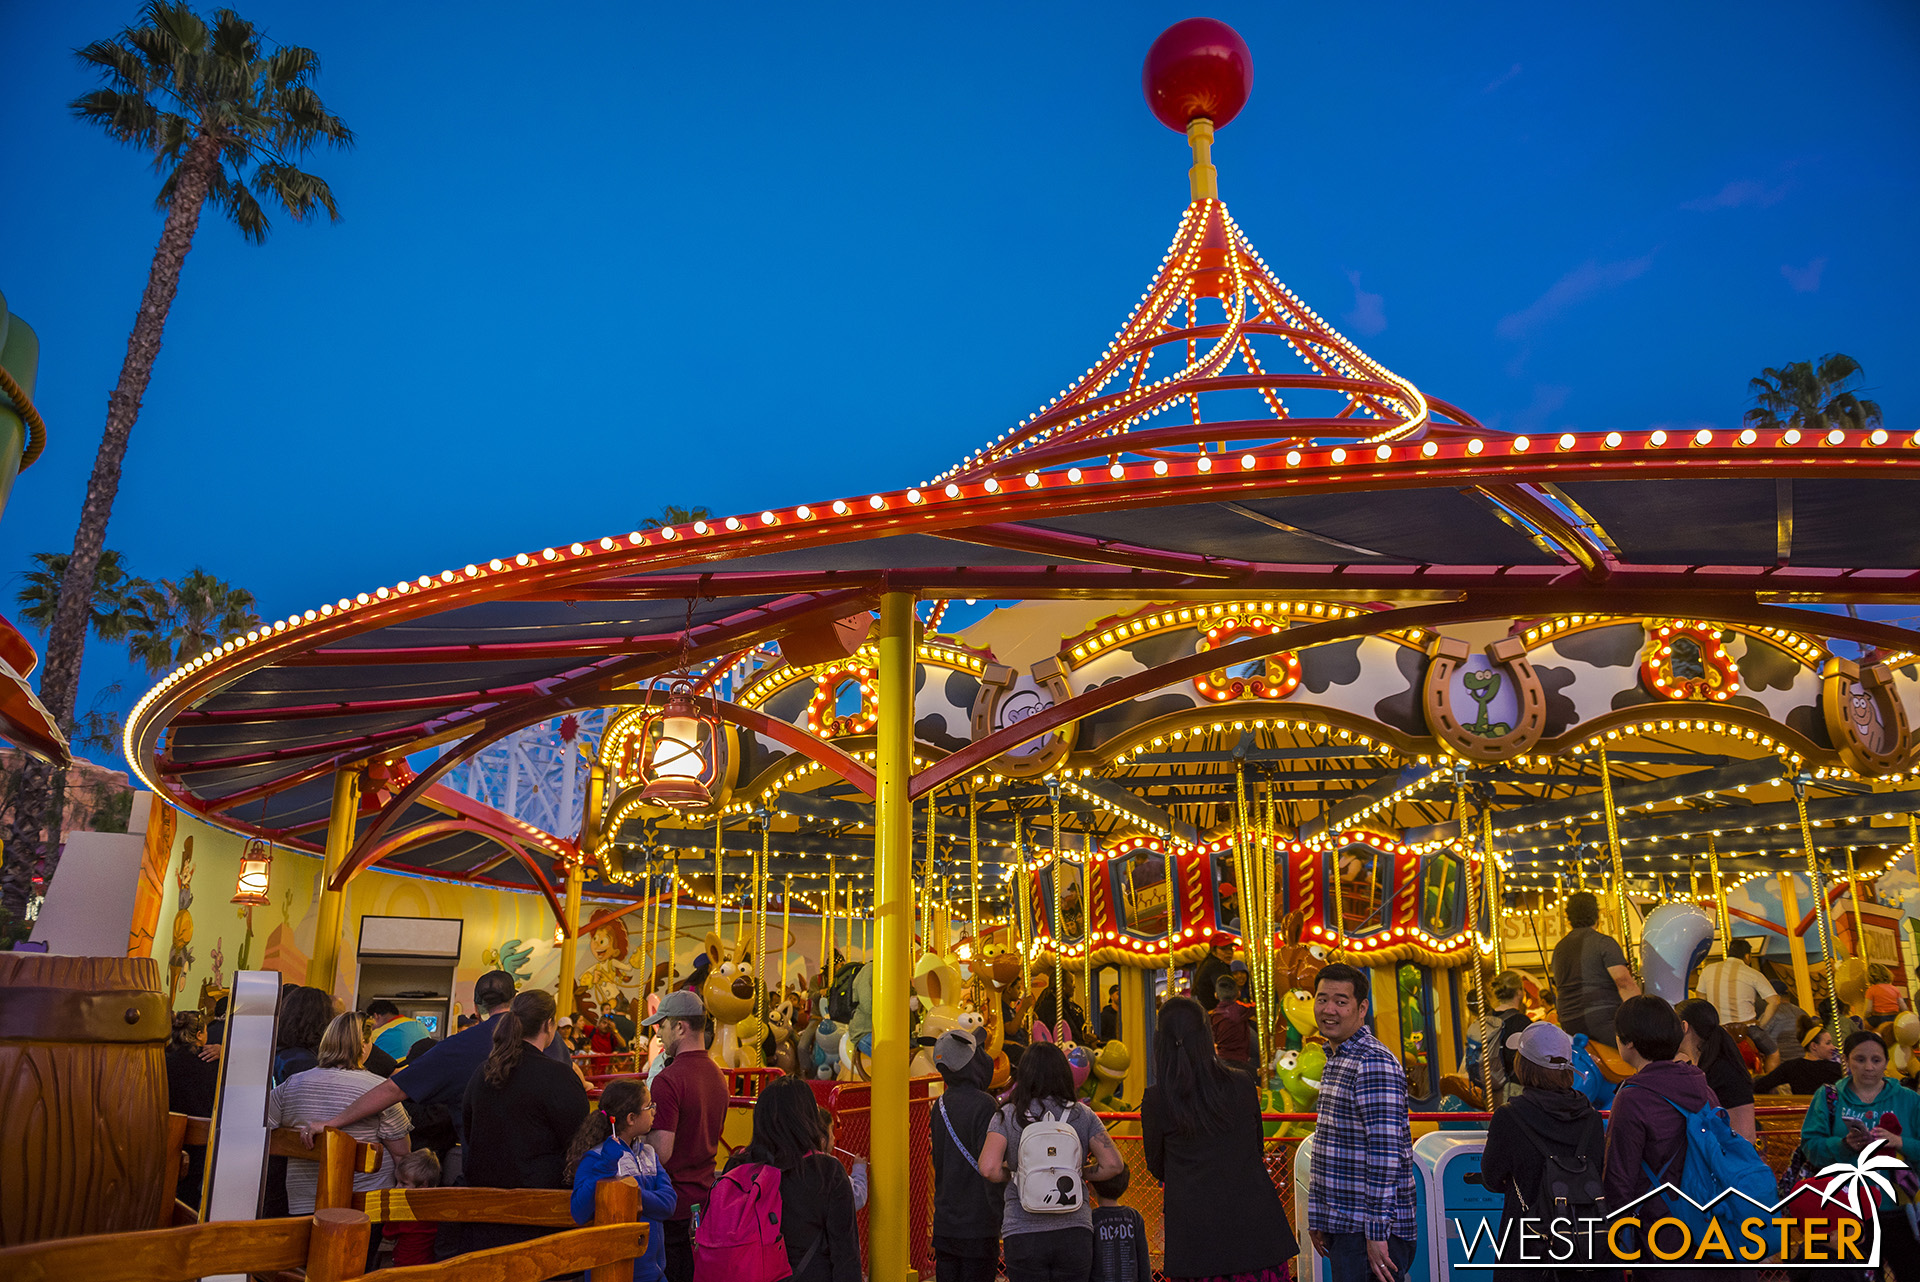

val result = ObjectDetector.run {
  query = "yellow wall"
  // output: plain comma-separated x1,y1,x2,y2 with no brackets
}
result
143,809,850,1015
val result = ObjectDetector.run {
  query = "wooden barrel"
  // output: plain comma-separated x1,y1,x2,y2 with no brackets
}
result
0,954,169,1244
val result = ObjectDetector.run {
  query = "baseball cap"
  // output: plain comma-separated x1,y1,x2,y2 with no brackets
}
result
556,1016,573,1029
642,988,705,1027
1229,960,1248,974
1507,1020,1574,1070
931,1029,978,1074
474,970,517,1010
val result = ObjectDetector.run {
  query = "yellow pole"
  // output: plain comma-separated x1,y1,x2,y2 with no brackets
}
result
1707,834,1732,954
1186,117,1218,201
1484,809,1505,973
827,856,837,987
1795,781,1844,1042
310,766,362,998
557,855,584,1017
1082,833,1094,1041
1459,779,1495,1111
968,784,981,960
782,873,792,996
757,819,770,1019
1597,749,1636,969
868,592,915,1282
1843,841,1868,962
1166,839,1179,999
1050,786,1065,1040
1779,870,1815,1012
667,852,680,992
1015,815,1034,1000
716,810,728,950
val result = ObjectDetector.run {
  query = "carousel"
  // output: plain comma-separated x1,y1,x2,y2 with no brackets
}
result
7,17,1920,1282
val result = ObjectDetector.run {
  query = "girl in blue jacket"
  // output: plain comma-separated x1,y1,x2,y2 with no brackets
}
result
566,1078,678,1282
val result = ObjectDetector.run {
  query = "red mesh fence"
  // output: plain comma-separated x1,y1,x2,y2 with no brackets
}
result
727,1085,1818,1281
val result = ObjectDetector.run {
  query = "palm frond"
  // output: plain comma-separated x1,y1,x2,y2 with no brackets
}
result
252,161,338,223
70,88,161,148
211,166,270,242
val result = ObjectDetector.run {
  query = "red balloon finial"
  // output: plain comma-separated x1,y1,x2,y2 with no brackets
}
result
1142,18,1254,132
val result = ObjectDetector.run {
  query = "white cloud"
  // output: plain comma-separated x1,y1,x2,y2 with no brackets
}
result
1344,271,1386,336
1781,257,1827,293
1682,179,1791,212
1484,64,1522,93
1496,253,1656,340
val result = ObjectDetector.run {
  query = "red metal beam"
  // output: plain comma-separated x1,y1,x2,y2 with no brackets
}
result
329,589,883,888
335,817,568,929
161,590,879,776
931,522,1250,577
280,636,688,667
174,683,552,723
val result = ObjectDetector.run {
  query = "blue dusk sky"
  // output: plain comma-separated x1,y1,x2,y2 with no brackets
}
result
2,2,1917,765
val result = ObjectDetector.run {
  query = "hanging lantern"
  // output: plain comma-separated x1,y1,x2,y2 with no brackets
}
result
232,838,273,905
638,684,718,811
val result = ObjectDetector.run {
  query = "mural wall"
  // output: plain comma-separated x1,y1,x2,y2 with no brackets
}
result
142,810,857,1015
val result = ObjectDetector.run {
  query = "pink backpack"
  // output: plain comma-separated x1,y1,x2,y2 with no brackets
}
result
692,1162,791,1282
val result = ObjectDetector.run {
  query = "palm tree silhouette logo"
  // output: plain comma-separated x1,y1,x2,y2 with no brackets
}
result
1813,1137,1905,1217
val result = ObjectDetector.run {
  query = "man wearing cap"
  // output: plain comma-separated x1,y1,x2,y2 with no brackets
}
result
299,969,518,1184
1194,935,1236,1012
929,1028,1001,1280
643,988,727,1282
1478,1021,1607,1270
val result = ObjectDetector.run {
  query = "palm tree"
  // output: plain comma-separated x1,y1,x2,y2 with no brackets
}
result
3,2,351,915
15,550,148,641
124,569,261,675
642,505,714,530
1744,353,1884,438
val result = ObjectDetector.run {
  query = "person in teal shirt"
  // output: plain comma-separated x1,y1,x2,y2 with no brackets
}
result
1796,1029,1920,1274
365,1001,435,1078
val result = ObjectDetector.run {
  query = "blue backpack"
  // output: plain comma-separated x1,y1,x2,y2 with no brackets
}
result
1626,1084,1777,1241
1569,1034,1616,1109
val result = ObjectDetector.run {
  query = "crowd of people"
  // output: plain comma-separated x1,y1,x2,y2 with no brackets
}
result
159,894,1920,1281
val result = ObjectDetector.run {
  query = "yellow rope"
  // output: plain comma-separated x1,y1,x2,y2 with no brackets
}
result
1050,786,1065,1041
667,852,680,993
1597,749,1635,969
1796,783,1844,1041
1707,833,1731,954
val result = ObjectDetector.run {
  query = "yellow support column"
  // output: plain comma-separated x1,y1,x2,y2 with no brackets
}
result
870,592,916,1282
310,766,361,998
557,857,584,1017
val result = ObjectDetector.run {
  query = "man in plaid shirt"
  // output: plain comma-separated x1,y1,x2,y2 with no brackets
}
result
1307,963,1417,1282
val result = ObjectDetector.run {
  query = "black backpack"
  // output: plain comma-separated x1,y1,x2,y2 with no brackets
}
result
825,962,864,1024
1507,1105,1608,1231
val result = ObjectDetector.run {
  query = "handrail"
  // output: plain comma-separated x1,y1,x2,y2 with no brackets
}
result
0,1181,645,1282
0,1209,362,1282
357,1186,574,1226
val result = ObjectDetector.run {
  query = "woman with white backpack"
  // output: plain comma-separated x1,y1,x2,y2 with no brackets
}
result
978,1041,1126,1281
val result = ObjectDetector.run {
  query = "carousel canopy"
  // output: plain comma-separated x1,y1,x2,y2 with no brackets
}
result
124,65,1920,932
